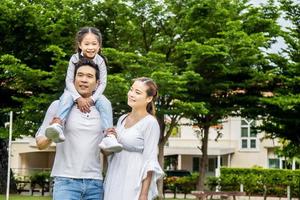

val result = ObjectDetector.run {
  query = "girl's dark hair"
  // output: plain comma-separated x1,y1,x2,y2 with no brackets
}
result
74,58,100,81
75,26,108,66
133,77,158,115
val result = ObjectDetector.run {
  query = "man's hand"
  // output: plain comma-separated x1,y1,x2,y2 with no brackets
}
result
36,136,52,150
76,97,92,113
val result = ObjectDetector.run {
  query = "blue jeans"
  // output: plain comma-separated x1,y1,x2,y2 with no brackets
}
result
56,90,113,129
53,177,104,200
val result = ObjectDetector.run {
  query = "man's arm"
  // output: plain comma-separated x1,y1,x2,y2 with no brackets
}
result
35,100,59,150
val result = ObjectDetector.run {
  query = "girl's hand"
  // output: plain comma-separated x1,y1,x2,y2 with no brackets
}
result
76,97,91,113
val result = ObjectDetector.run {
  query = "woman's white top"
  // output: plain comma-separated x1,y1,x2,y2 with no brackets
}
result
104,114,164,200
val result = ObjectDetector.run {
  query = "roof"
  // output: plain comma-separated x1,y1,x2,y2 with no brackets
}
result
164,146,235,156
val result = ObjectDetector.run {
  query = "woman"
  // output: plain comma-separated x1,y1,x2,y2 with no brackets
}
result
103,77,164,200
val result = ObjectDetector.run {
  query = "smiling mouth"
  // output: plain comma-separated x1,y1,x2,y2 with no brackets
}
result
79,85,88,89
128,98,136,102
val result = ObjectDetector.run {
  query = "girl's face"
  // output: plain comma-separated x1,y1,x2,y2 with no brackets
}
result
127,81,153,109
78,33,100,59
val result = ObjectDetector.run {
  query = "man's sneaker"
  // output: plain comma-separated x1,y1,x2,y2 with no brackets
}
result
45,123,65,143
99,135,123,153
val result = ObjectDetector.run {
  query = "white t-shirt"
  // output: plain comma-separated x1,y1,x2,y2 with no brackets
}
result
36,100,104,180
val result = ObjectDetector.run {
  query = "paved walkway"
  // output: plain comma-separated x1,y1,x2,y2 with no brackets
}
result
163,193,296,200
164,193,196,199
20,191,296,200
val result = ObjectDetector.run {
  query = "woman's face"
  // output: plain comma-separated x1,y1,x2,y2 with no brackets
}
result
127,81,153,109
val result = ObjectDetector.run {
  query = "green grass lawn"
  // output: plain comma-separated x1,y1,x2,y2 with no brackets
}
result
0,195,51,200
0,195,182,200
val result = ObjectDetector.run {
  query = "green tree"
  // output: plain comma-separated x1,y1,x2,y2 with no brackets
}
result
172,0,281,190
97,2,198,197
0,0,99,194
256,0,300,144
0,0,106,128
0,0,288,197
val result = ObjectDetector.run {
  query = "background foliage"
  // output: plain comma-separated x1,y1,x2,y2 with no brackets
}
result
0,0,299,195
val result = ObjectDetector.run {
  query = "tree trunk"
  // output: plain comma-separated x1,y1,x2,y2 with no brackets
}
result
156,114,166,200
157,142,165,200
0,138,17,194
197,126,209,191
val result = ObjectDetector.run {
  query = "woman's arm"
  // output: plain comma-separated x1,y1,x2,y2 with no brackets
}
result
139,171,153,200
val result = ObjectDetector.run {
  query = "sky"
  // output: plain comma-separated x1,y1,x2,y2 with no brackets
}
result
249,0,296,53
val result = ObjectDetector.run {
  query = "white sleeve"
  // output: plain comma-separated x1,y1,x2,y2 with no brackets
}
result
91,54,107,103
139,117,164,199
35,101,59,138
65,54,81,101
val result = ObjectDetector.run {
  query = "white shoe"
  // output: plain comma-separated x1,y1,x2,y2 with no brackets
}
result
99,135,123,153
45,123,65,143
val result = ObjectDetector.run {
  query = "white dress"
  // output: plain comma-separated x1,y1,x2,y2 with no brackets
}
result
104,114,164,200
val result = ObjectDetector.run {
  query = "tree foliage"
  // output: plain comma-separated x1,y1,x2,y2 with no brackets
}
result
254,0,300,143
0,0,298,197
167,0,281,190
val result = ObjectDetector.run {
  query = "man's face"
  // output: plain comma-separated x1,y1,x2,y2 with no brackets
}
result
74,65,98,98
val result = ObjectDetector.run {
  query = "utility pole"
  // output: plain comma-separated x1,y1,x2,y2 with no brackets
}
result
6,111,13,200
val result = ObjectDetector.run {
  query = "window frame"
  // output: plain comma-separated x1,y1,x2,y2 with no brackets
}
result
239,119,259,151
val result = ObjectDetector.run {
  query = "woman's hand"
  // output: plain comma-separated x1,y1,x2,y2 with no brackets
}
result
138,194,148,200
105,128,117,137
76,97,91,113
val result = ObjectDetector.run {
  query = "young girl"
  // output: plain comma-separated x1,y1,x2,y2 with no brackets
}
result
45,27,122,152
103,77,164,200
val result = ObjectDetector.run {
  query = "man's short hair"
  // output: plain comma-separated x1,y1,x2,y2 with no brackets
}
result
74,58,100,81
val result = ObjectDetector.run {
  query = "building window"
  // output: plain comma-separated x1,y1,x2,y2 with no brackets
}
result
241,139,248,148
250,139,256,148
193,157,200,172
193,157,218,172
240,119,258,150
282,160,292,169
269,158,280,168
208,158,216,172
164,155,178,170
170,126,181,138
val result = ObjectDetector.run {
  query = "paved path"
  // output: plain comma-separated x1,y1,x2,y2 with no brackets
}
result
164,193,196,199
163,193,295,200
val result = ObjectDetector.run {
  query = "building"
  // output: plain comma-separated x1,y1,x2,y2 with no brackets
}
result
11,136,55,176
164,116,299,176
10,117,297,177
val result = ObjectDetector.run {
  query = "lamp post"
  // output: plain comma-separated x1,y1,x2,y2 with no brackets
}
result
6,111,13,200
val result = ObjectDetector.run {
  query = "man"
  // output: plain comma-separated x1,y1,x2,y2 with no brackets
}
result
36,58,106,200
